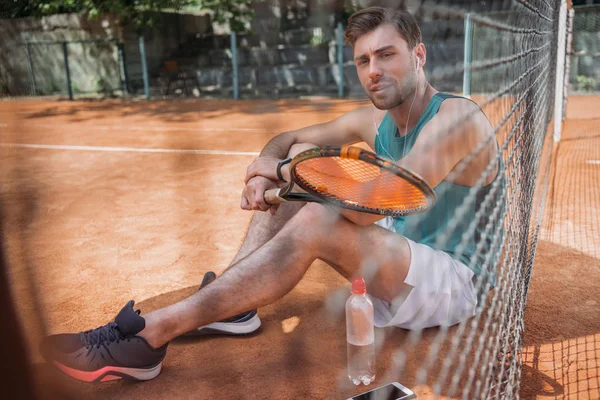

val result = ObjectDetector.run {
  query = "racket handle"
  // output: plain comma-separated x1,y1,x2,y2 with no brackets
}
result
264,188,286,204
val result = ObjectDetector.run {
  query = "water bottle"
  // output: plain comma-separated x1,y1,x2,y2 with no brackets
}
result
346,277,376,386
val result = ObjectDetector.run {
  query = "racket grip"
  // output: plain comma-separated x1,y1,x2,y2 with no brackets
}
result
264,188,286,204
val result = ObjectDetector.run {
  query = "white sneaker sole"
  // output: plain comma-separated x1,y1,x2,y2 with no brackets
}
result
195,314,261,335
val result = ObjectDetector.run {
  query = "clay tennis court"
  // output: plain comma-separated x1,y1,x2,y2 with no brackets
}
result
1,95,598,399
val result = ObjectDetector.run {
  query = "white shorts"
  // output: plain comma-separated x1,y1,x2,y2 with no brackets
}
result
372,219,478,329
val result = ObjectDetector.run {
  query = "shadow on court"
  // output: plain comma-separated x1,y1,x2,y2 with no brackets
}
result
521,240,600,400
20,98,369,124
1,95,599,399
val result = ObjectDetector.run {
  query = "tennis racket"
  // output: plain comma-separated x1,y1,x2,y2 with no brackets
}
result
264,145,436,216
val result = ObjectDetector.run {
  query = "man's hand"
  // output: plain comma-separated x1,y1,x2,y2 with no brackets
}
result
241,176,281,215
244,156,284,184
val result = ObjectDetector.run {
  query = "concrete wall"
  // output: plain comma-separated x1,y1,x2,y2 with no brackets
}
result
0,12,211,96
0,13,122,95
0,3,476,98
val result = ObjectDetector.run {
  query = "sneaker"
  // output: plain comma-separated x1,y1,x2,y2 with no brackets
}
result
40,301,168,383
186,271,261,336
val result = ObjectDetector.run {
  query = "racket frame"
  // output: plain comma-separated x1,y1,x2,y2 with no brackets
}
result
265,146,436,216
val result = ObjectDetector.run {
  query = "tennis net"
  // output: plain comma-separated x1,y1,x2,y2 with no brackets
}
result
352,1,568,398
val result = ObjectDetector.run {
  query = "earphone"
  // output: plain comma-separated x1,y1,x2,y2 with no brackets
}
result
374,54,422,161
403,56,420,137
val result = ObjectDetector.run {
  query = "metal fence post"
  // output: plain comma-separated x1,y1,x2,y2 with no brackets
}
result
337,22,344,98
138,35,150,100
62,41,73,100
231,31,239,100
25,43,37,96
462,13,472,98
117,41,129,95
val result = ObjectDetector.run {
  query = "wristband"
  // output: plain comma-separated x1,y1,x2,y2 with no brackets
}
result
277,157,292,181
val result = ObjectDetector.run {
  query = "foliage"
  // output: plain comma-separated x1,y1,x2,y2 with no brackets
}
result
94,76,112,94
1,0,259,32
194,0,256,33
309,27,327,46
344,0,362,15
329,0,362,29
1,1,189,28
0,0,35,19
576,75,598,92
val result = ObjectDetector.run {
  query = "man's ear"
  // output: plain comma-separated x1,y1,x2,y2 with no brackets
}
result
414,43,426,68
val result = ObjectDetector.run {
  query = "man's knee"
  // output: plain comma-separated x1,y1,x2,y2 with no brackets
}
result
287,203,340,240
295,202,328,221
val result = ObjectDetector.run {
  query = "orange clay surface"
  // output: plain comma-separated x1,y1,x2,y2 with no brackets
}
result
0,96,598,399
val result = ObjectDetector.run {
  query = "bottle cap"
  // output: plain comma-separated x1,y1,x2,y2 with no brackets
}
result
351,277,366,294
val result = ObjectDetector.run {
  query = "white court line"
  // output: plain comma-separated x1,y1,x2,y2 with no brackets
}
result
0,143,260,156
587,160,600,165
0,122,273,133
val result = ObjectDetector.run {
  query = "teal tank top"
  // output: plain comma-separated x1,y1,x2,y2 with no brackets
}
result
374,93,505,286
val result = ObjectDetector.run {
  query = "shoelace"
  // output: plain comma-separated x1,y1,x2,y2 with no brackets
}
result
80,322,124,349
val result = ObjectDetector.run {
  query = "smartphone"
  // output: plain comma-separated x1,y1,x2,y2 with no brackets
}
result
346,382,416,400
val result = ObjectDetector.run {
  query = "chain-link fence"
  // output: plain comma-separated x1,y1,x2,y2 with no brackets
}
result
0,39,125,98
2,3,569,101
569,5,600,93
0,3,482,100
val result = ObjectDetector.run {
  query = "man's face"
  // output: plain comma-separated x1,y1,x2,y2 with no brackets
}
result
353,24,417,110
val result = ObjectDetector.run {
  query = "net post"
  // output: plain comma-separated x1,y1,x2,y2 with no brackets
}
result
25,43,37,96
231,31,239,100
553,0,568,142
138,35,150,100
563,7,574,121
62,41,73,100
337,22,344,98
462,13,473,98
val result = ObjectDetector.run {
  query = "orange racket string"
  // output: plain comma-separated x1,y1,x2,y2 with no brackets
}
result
294,157,430,213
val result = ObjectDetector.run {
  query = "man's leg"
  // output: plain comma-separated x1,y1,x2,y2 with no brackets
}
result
39,204,412,382
141,204,412,348
226,202,304,268
224,143,315,269
195,142,310,333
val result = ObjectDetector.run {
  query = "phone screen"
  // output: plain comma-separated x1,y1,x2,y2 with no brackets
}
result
350,383,412,400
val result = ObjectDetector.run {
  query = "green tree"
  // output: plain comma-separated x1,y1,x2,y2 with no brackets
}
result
194,0,255,33
3,1,193,28
1,0,258,32
0,0,39,19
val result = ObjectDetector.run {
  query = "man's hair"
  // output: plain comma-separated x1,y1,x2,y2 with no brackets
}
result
345,7,422,49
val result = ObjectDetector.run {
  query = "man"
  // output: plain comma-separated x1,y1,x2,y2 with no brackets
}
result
40,7,503,383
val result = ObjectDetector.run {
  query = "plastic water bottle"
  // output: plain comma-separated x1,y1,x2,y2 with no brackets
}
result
346,277,376,386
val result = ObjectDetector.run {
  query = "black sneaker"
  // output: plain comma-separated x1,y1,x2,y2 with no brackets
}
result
40,301,168,383
186,271,261,336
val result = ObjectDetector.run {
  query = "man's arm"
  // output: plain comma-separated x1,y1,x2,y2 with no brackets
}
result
343,100,494,227
242,107,375,212
398,99,494,188
247,106,374,178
